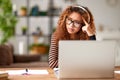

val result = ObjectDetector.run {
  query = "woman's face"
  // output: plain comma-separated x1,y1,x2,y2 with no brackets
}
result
66,12,82,34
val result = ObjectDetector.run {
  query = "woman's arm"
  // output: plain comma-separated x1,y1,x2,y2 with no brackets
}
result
49,34,58,69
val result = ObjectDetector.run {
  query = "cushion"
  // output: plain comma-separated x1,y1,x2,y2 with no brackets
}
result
0,44,13,65
14,54,41,63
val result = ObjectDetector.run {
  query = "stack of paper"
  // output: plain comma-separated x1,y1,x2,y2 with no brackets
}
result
0,71,8,80
53,68,59,78
114,70,120,74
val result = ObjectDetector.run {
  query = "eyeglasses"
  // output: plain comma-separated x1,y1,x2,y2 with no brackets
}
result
66,17,82,28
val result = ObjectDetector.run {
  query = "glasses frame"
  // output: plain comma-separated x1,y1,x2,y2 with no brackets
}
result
66,17,82,28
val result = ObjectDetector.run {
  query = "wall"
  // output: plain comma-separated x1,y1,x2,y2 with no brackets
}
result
53,0,120,30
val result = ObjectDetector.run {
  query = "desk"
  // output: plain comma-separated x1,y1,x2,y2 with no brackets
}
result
0,67,120,80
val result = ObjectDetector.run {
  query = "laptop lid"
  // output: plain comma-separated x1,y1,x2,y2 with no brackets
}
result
58,41,117,79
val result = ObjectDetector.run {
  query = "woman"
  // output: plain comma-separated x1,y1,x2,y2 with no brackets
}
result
49,5,96,69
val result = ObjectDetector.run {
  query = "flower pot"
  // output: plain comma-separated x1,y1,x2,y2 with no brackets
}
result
20,9,27,16
22,30,27,35
30,46,48,54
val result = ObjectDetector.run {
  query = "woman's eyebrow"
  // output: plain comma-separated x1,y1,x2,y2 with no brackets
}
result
68,17,81,22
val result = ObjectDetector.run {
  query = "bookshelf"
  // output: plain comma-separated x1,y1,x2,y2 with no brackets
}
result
11,0,58,61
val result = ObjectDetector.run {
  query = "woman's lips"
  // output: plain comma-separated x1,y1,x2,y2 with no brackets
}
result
68,28,74,32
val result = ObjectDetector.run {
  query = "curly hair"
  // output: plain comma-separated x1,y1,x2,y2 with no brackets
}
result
53,5,96,45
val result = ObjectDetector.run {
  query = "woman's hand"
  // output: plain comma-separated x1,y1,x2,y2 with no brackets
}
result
82,17,95,36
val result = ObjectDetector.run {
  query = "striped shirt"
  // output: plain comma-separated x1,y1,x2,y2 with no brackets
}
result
49,34,58,68
49,34,96,69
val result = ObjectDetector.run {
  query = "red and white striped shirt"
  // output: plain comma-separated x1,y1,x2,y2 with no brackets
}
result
49,34,58,68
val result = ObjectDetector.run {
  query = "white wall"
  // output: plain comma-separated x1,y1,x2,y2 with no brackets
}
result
79,0,120,30
54,0,120,30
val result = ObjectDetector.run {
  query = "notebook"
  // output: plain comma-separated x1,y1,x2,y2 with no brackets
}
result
57,40,117,79
0,71,8,80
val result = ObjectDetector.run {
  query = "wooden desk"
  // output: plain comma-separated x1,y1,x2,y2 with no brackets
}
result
0,67,120,80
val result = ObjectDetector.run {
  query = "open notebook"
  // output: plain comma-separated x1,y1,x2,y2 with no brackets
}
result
5,69,48,75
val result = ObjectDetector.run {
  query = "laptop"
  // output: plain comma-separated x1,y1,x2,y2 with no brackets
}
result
57,40,117,79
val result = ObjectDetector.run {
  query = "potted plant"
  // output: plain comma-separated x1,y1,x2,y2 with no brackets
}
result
0,0,17,44
21,26,27,35
29,43,49,55
20,6,27,16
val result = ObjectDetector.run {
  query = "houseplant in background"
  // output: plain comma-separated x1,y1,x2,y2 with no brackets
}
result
29,43,49,55
21,26,27,35
0,0,17,44
20,6,27,16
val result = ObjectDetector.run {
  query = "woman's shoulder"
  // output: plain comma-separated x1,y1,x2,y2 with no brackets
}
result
51,32,57,38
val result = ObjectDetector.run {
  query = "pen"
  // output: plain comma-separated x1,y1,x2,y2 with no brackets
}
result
26,68,28,72
22,68,29,75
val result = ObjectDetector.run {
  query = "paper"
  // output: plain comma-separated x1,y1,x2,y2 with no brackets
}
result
0,71,8,77
114,70,120,74
5,69,48,75
53,68,59,78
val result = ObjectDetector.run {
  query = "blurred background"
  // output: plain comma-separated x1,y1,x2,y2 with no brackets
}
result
0,0,120,67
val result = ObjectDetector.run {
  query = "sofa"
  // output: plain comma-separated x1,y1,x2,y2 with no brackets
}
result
0,44,48,68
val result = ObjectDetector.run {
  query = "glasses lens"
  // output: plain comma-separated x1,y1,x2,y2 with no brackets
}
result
66,18,72,25
74,22,81,28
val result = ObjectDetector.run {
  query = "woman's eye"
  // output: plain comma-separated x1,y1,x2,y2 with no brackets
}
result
75,22,80,24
